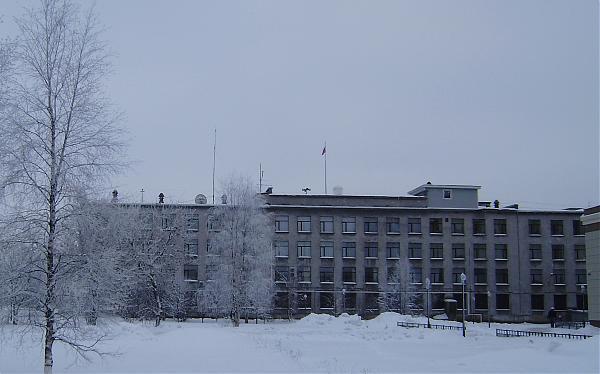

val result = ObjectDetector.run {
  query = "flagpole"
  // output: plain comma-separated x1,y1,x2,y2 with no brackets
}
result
324,141,327,195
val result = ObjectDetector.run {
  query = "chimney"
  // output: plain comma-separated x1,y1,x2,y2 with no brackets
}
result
493,200,500,208
221,194,228,204
111,189,118,203
158,193,165,204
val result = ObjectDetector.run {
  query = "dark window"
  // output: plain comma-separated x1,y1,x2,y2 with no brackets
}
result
186,214,199,231
452,243,465,259
320,267,334,283
297,216,311,233
275,215,289,232
430,243,443,259
496,269,509,284
529,244,542,260
297,241,311,258
577,294,588,310
494,219,507,235
430,268,444,284
365,293,379,310
452,268,465,284
161,213,176,230
364,217,378,234
575,245,586,260
495,244,508,260
297,266,311,283
408,242,422,259
430,218,443,234
451,218,464,234
386,217,400,234
531,295,544,310
576,269,587,284
474,268,487,284
410,267,422,283
207,215,221,232
496,293,510,310
320,216,334,234
342,217,356,233
365,267,379,283
408,218,421,233
528,219,541,235
342,242,356,258
553,270,565,285
343,267,356,283
183,265,198,281
275,292,289,309
530,269,543,284
552,244,564,260
386,242,400,258
472,219,486,235
475,293,488,309
365,242,378,258
298,292,312,309
344,293,357,310
553,294,567,310
320,292,335,309
387,267,398,283
184,238,199,257
551,220,564,236
573,220,584,236
275,240,289,257
474,243,487,259
320,241,334,258
275,266,289,282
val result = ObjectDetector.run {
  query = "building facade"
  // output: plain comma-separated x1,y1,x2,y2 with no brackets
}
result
582,205,599,327
139,183,588,322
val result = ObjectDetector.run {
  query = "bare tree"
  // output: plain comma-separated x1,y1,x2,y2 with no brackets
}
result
383,257,418,314
0,1,125,372
204,176,274,327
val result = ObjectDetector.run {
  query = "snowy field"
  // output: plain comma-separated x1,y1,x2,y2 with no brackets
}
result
1,313,598,373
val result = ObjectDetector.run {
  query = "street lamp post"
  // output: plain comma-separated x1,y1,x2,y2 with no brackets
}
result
580,284,587,326
425,277,431,328
342,288,346,314
487,290,491,328
461,273,467,337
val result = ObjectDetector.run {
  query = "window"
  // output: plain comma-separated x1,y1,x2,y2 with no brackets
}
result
275,292,289,309
275,240,289,257
495,244,508,260
550,220,564,236
575,244,586,261
365,293,379,311
342,217,356,233
186,214,199,231
320,241,334,258
452,243,465,259
320,292,335,309
573,220,584,236
275,266,289,283
528,219,541,235
530,269,543,285
342,242,356,258
207,215,221,232
364,217,378,234
205,264,217,281
475,293,488,310
452,268,465,284
298,292,312,309
297,266,311,283
365,267,379,283
185,238,199,257
576,269,587,285
429,218,442,234
161,213,176,230
474,268,487,284
474,243,487,259
297,216,311,233
472,219,486,235
275,215,289,232
386,242,400,258
387,267,398,283
365,242,378,258
430,243,443,259
494,219,507,235
577,294,588,311
496,269,509,284
408,218,421,234
531,295,544,311
343,267,356,283
553,294,567,310
408,242,422,259
297,241,311,258
320,267,334,283
529,244,542,260
410,267,422,284
386,217,400,234
553,270,565,285
496,294,510,310
344,293,357,310
451,218,464,234
183,265,198,282
320,216,334,234
430,268,444,284
552,244,564,261
443,189,452,199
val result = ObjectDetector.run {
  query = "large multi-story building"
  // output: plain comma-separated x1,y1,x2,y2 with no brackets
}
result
138,183,588,322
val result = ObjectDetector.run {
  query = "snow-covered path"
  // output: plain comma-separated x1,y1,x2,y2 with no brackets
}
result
1,313,598,373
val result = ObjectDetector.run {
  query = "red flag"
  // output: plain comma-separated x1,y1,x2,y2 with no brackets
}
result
321,145,326,155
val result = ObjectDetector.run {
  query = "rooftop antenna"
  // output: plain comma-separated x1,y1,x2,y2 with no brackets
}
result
140,188,145,203
212,128,216,204
259,163,264,193
302,187,311,195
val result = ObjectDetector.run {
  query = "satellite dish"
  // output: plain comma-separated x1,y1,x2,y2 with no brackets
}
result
194,194,207,204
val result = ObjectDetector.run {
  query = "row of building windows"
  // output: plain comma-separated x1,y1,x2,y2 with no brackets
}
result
274,216,584,236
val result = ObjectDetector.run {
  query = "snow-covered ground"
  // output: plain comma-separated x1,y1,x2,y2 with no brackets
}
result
1,313,598,373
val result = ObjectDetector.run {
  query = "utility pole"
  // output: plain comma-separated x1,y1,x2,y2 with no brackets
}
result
425,277,431,328
212,129,216,204
461,273,467,337
140,188,145,203
259,163,264,193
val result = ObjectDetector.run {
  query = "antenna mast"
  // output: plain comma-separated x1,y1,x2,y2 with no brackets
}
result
212,129,216,204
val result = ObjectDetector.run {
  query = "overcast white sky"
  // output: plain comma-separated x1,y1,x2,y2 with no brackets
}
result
1,0,598,209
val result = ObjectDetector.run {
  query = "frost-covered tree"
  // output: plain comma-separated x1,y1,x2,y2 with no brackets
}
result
204,176,274,327
383,257,418,314
0,0,125,371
